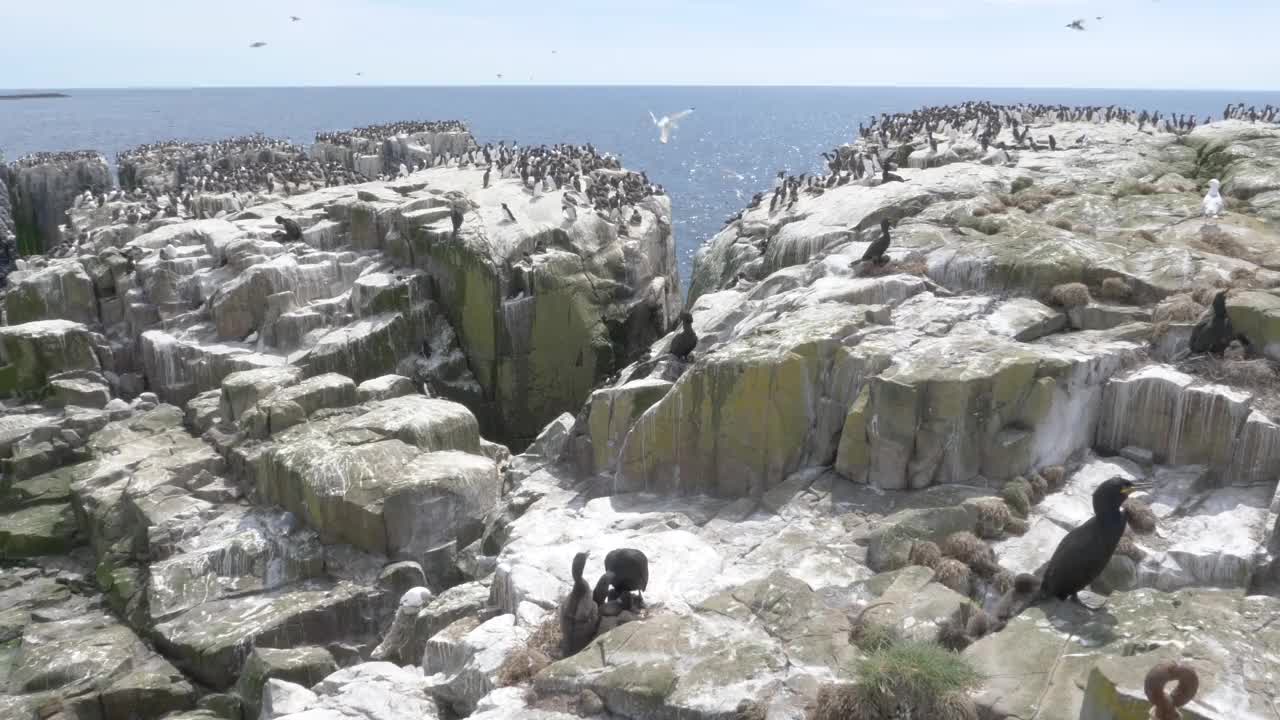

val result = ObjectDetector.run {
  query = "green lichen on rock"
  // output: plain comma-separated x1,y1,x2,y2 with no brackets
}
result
0,503,79,558
617,303,870,498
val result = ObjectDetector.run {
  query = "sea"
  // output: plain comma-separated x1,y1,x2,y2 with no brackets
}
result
4,86,1280,284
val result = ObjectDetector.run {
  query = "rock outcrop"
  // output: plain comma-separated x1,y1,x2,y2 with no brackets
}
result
4,158,678,448
5,108,1280,720
6,152,112,254
0,160,15,285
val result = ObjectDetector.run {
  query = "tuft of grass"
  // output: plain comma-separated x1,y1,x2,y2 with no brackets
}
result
1196,224,1258,263
1027,473,1049,503
1011,177,1035,193
1124,498,1158,534
496,646,552,688
1153,293,1206,323
852,620,902,653
1014,190,1055,213
496,615,561,687
933,558,973,597
973,498,1011,539
810,683,894,720
1001,478,1033,517
1049,282,1091,308
1040,465,1066,489
856,640,983,708
909,540,942,569
1099,277,1132,302
1111,179,1158,198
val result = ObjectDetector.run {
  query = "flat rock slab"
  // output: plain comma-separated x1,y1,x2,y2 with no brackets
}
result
152,581,377,690
273,662,442,720
0,503,79,558
965,588,1280,720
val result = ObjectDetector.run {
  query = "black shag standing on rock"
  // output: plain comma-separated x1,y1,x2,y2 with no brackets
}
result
670,311,697,360
482,167,491,189
275,215,302,241
852,219,892,267
559,551,600,657
881,164,904,184
450,206,464,236
1189,291,1235,354
1037,477,1135,608
593,548,650,611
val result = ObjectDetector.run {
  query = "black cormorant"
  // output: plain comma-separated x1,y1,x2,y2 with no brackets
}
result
853,219,892,267
1189,291,1234,355
1036,477,1135,608
559,551,599,656
669,311,697,360
450,206,464,236
275,215,302,241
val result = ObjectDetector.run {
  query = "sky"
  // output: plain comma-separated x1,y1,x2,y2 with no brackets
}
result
2,0,1278,90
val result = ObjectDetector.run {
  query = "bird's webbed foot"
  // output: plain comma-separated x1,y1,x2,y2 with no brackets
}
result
1069,593,1107,612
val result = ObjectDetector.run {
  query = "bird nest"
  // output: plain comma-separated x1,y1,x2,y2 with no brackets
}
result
1178,355,1280,418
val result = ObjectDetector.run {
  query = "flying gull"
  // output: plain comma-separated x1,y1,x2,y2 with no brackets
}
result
250,41,268,48
649,108,695,144
1066,19,1086,31
290,15,302,21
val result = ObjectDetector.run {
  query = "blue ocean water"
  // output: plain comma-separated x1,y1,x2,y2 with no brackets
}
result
4,86,1280,284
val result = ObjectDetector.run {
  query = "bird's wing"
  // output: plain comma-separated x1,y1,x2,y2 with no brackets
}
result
668,109,695,123
649,110,660,126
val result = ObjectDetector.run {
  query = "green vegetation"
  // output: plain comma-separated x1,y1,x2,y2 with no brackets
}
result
858,640,983,706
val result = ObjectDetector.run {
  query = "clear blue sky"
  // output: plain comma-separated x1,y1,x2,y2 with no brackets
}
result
3,0,1277,90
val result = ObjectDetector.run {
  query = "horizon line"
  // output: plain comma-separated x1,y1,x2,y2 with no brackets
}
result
6,83,1280,93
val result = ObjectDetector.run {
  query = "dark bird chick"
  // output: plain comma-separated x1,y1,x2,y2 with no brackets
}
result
592,548,650,611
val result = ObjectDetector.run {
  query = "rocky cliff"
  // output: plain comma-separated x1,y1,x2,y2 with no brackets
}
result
3,110,1280,720
6,152,112,255
0,161,15,285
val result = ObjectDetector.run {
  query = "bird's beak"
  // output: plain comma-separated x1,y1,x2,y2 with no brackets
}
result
1120,486,1135,496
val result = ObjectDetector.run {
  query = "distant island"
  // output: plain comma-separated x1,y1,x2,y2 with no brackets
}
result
0,92,69,100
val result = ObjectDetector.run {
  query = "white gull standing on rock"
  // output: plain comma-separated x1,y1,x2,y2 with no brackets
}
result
649,108,695,144
1202,178,1225,218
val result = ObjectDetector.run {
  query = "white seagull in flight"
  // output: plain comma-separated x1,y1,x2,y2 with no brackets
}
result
649,108,695,144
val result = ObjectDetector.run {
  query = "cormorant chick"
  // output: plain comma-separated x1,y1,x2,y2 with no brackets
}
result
1037,477,1135,609
275,215,302,241
670,311,697,361
591,548,650,611
559,551,599,656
